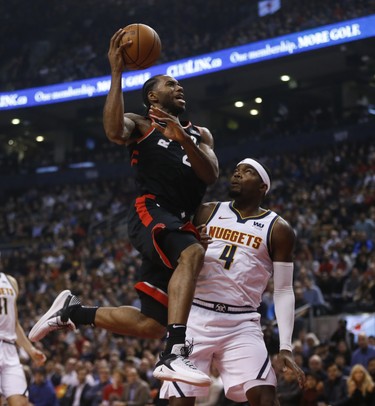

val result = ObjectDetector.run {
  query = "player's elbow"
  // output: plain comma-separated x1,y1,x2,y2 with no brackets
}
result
105,129,127,145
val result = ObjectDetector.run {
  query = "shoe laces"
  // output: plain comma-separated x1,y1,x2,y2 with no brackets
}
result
179,339,194,358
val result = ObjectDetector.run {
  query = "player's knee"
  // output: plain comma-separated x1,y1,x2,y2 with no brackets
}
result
8,395,29,406
246,385,276,406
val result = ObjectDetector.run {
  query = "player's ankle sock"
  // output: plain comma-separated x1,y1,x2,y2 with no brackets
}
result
164,324,186,355
69,305,98,327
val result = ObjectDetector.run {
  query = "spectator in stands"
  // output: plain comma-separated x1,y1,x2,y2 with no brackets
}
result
367,357,375,383
342,268,362,312
61,357,79,387
293,284,310,339
330,319,355,352
351,332,375,368
319,362,348,406
304,332,321,360
346,364,375,405
307,354,327,382
277,368,303,406
116,366,151,406
301,275,331,316
60,365,92,406
102,368,125,405
299,371,323,406
84,365,111,406
28,366,59,406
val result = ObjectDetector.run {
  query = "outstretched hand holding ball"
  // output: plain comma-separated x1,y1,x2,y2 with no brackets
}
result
120,23,161,70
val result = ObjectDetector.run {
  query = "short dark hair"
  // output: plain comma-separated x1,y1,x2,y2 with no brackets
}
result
142,75,163,111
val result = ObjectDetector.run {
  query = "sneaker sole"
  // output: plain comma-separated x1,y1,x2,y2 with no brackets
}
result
28,290,73,342
153,366,211,387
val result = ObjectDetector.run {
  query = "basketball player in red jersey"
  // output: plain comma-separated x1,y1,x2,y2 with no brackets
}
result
29,28,219,387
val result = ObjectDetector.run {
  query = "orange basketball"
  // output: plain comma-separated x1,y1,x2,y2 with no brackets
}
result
121,23,161,70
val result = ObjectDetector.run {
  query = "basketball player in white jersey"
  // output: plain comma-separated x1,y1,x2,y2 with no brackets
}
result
161,158,306,406
0,268,47,406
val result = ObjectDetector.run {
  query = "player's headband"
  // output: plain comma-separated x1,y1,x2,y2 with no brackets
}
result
237,158,271,194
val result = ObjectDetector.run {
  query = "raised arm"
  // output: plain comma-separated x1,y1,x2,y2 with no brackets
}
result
103,29,139,145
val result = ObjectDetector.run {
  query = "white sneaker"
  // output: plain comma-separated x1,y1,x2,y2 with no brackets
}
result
153,344,211,387
28,290,79,342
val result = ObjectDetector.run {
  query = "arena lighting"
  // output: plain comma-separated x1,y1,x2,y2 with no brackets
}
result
280,75,290,82
0,14,375,110
35,135,44,142
255,97,263,103
11,118,20,125
68,162,96,169
35,166,59,174
249,109,259,116
234,101,244,108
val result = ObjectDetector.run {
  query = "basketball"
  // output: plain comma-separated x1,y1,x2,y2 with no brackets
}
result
121,23,161,70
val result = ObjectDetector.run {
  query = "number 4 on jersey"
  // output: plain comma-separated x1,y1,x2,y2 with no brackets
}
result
219,245,237,270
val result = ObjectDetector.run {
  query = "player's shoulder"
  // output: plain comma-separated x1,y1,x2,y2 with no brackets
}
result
125,112,147,120
125,112,151,128
124,112,153,144
274,215,296,239
194,201,220,225
5,274,19,293
197,126,213,140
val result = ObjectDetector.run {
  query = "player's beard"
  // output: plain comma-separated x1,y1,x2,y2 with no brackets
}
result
228,189,240,198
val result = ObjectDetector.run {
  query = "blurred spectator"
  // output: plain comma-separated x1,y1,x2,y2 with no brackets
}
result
299,371,323,406
303,333,321,360
293,284,310,339
330,319,355,352
307,354,328,382
101,368,125,405
60,365,92,406
351,333,375,367
367,358,375,383
28,366,59,406
301,276,331,316
342,268,362,311
346,364,375,406
277,368,303,406
319,362,348,406
61,357,79,387
116,366,151,406
84,365,111,406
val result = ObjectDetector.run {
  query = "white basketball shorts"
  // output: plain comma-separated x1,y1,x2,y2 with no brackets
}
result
160,305,277,403
0,341,28,399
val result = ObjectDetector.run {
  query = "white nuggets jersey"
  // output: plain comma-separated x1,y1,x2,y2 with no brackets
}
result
194,201,279,309
0,273,17,341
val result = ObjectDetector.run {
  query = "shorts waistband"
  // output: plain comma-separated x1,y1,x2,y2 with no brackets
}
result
0,339,16,345
142,194,192,221
193,298,257,314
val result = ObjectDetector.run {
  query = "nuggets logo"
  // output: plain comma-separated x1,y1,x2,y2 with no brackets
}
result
208,226,262,249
